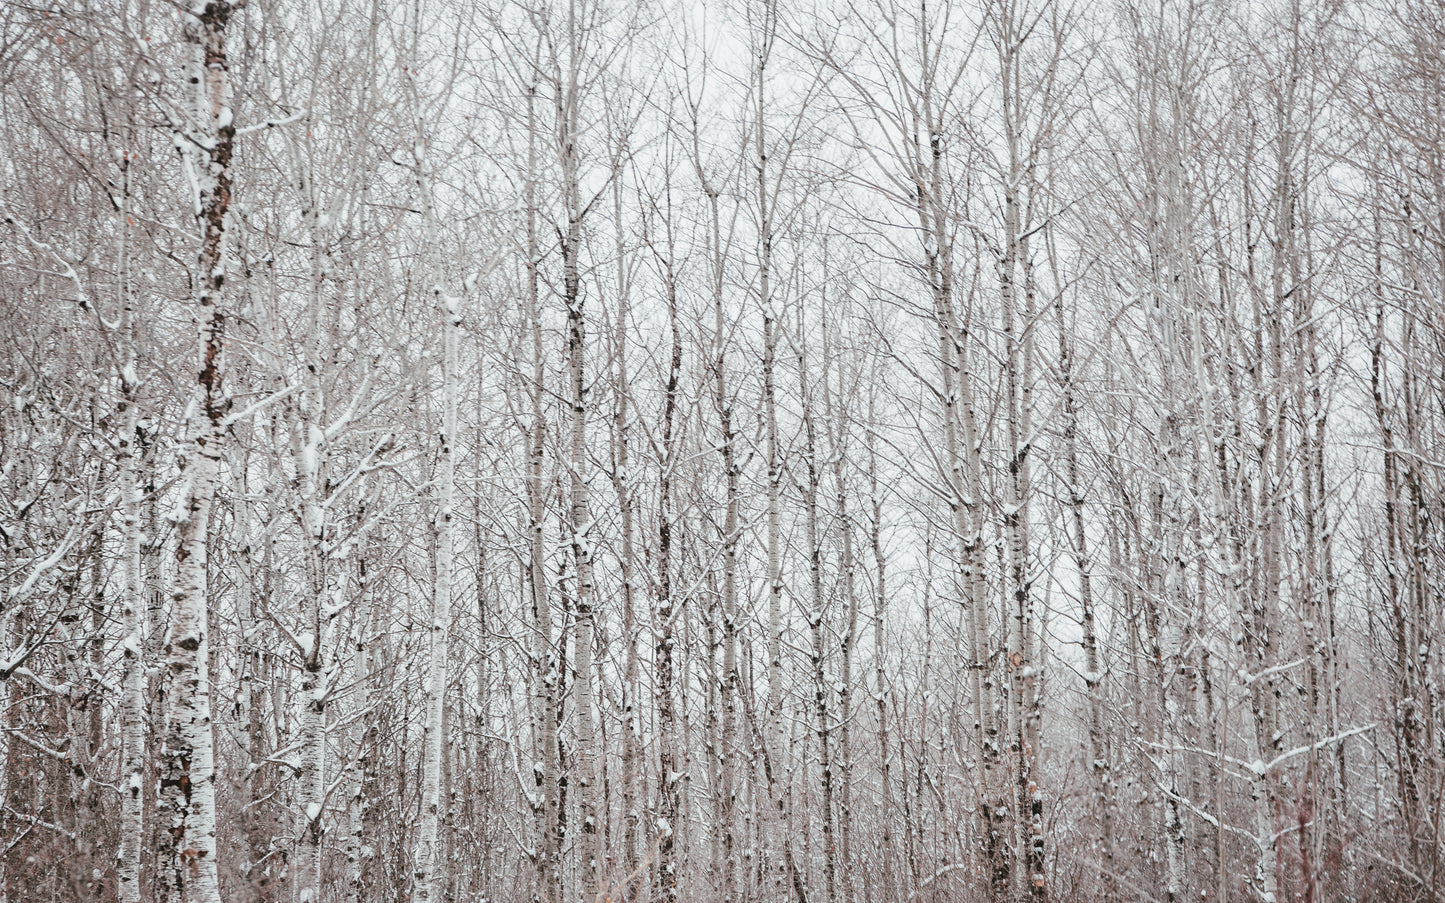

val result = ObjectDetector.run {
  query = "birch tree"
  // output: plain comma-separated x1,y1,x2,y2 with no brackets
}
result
155,4,239,902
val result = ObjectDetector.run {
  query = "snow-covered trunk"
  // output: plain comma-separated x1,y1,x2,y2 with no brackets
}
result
1002,272,1032,903
1143,68,1194,901
1242,618,1281,903
679,570,700,885
292,178,333,903
344,547,376,903
1138,377,1187,903
655,277,683,903
1020,263,1045,902
760,220,787,899
293,640,327,903
414,276,457,903
156,5,235,902
559,102,600,895
1272,59,1340,879
1144,500,1188,903
85,532,107,767
401,56,456,889
759,73,783,790
115,140,146,903
604,186,644,898
1295,277,1333,891
1272,82,1325,894
360,532,393,901
830,402,857,903
1247,389,1285,903
866,413,896,903
752,10,789,899
1000,189,1042,903
704,571,724,892
704,176,742,903
719,481,742,901
1228,139,1291,903
117,372,146,903
1368,303,1428,877
527,316,562,901
993,16,1045,894
156,174,226,898
1401,327,1445,891
1055,289,1112,897
1300,315,1344,839
613,432,643,893
229,433,276,896
523,83,562,900
800,352,837,903
914,91,999,896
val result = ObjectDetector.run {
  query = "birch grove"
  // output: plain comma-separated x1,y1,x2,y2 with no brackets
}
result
4,0,1445,902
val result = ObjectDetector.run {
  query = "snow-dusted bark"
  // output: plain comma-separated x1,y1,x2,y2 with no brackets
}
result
865,408,897,903
344,545,377,903
411,179,458,903
114,136,146,903
604,191,643,893
800,340,838,903
925,129,1002,903
653,244,685,903
998,150,1039,903
116,364,146,903
830,394,859,903
155,5,236,902
834,9,1012,887
522,78,563,901
397,20,464,892
559,64,601,899
289,189,335,903
693,133,742,902
714,332,743,903
750,9,791,897
1056,286,1114,897
988,5,1065,894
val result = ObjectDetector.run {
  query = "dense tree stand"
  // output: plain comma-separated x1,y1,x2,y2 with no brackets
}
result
1,1,1439,902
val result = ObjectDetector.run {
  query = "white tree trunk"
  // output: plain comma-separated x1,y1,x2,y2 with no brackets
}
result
413,276,458,903
655,269,684,903
115,142,145,902
156,4,235,901
344,545,376,903
116,373,145,903
753,11,789,898
410,87,458,901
